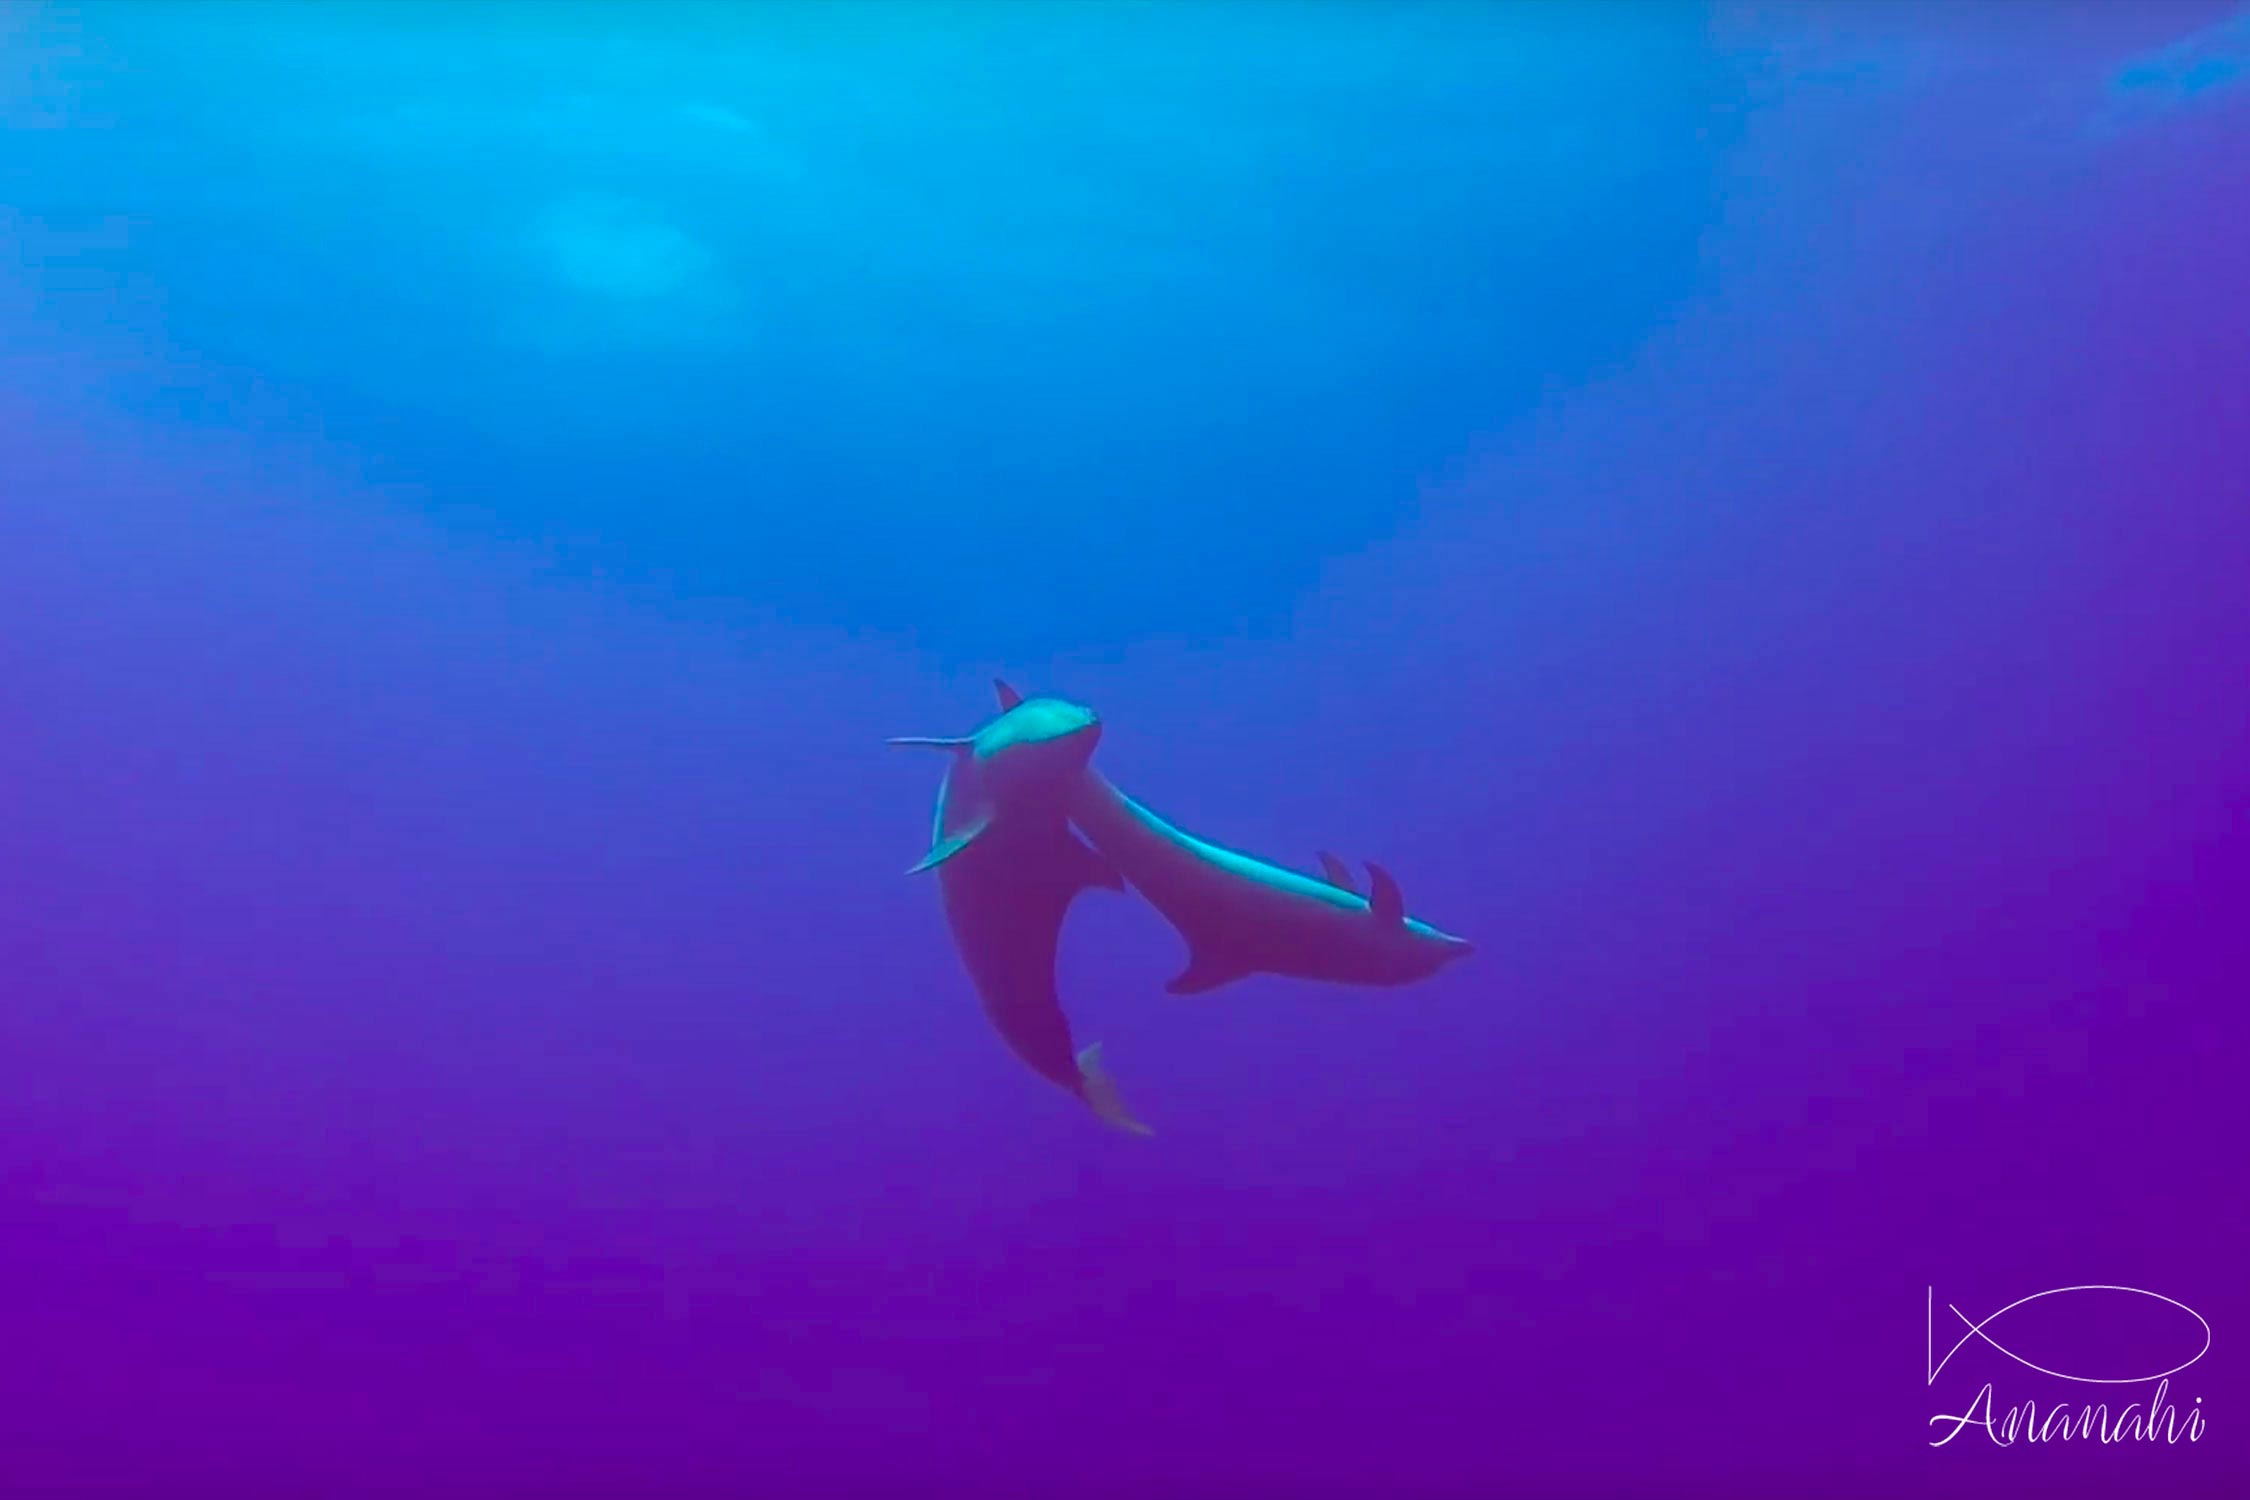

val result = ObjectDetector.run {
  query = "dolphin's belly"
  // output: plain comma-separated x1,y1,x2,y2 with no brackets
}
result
937,834,1083,1089
1216,889,1402,978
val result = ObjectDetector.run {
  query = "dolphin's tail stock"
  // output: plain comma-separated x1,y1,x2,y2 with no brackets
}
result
1074,1043,1153,1137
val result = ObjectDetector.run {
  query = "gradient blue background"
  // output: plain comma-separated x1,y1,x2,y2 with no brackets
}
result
3,2,2246,1494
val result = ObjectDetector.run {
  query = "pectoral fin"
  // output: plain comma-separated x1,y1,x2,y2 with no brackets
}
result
1164,947,1252,996
908,815,991,874
1317,851,1356,891
1366,861,1405,926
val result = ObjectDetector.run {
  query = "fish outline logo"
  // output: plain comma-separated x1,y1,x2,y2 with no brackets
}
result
1927,1285,2211,1387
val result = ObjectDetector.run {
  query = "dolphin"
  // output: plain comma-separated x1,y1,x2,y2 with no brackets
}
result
891,681,1151,1135
1067,763,1473,995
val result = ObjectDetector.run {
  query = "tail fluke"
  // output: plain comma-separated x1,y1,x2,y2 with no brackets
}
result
1075,1043,1153,1136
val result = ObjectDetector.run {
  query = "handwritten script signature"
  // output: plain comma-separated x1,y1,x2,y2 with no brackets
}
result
1926,1285,2209,1449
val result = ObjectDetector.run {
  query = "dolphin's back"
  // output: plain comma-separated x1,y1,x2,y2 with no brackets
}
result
1068,769,1460,990
1073,773,1353,909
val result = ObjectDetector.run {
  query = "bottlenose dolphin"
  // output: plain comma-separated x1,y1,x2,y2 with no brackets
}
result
891,682,1150,1135
1068,764,1473,994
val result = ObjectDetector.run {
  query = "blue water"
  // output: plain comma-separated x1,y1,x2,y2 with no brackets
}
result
4,3,2247,1494
15,3,1745,647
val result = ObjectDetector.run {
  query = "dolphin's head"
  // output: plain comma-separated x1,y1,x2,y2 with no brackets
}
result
974,694,1102,802
1420,924,1475,967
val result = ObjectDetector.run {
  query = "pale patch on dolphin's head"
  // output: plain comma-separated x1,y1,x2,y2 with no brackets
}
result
971,695,1102,806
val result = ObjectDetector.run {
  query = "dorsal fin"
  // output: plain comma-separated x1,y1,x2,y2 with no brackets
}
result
993,678,1024,710
1366,861,1405,926
1317,851,1356,892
